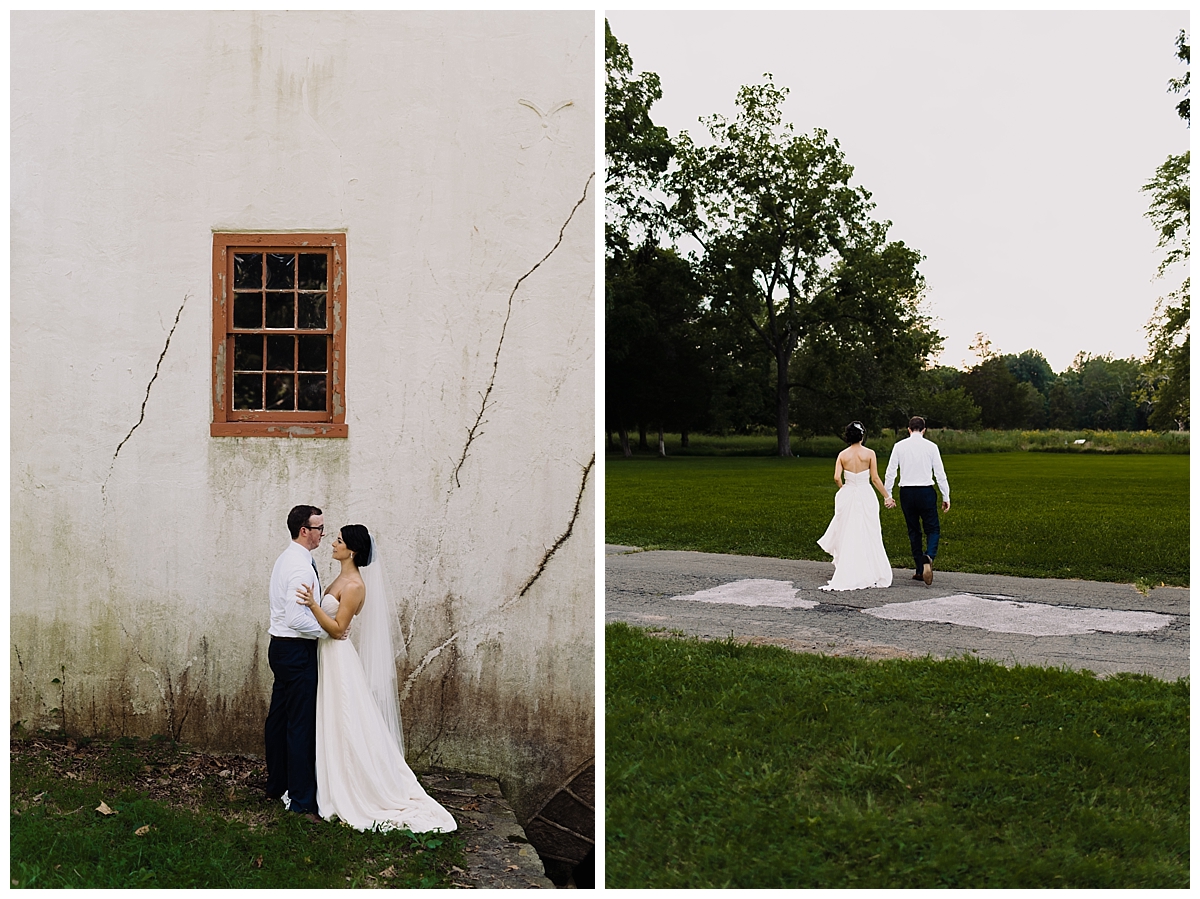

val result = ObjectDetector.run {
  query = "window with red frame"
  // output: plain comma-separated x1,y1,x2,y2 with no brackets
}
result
211,233,346,437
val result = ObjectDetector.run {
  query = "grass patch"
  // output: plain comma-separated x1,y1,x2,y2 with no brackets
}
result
609,429,1190,457
10,733,465,888
605,453,1188,585
605,623,1189,888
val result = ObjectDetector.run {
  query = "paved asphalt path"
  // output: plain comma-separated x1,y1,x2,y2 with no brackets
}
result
606,546,1189,681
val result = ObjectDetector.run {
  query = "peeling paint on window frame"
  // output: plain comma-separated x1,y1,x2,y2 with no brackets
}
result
211,232,348,438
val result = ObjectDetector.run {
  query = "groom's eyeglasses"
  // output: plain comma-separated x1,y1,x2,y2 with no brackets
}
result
303,524,325,533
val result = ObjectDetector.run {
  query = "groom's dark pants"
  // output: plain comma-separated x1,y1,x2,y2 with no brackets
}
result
264,636,319,815
899,485,940,571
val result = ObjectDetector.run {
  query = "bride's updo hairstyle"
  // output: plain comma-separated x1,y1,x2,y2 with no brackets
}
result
844,421,865,445
340,524,373,567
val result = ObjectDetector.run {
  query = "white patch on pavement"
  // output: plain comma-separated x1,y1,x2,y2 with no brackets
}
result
862,594,1172,636
672,579,819,609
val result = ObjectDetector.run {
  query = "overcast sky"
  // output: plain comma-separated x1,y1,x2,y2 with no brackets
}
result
606,10,1190,373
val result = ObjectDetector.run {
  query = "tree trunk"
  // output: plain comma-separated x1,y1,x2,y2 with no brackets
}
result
658,424,666,457
680,428,689,448
775,347,794,457
619,428,632,457
607,430,616,452
638,424,648,451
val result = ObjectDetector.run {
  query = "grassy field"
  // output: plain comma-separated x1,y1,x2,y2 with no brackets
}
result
10,733,465,889
605,453,1189,585
609,429,1190,457
605,624,1189,889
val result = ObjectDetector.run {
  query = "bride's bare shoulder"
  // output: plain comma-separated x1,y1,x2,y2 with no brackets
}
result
343,577,366,614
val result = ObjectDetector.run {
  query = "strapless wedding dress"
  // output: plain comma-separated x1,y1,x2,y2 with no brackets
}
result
314,595,456,833
816,469,893,591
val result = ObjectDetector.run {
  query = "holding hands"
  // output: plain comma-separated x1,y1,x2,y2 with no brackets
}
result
884,496,896,509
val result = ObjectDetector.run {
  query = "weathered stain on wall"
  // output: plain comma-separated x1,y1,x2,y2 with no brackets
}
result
12,10,594,830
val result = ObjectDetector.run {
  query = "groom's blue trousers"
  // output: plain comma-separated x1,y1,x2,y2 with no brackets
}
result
265,636,319,815
899,485,940,570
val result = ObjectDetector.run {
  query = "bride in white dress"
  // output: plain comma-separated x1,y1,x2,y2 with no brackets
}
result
816,421,893,591
295,524,456,833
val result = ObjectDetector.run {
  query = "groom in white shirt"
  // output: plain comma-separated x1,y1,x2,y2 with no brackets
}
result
264,504,327,821
883,416,950,585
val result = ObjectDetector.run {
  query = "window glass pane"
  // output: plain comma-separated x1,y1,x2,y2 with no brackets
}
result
234,293,263,329
298,253,327,290
298,374,327,411
234,373,262,410
266,373,295,410
297,292,326,329
233,334,264,371
266,253,296,289
266,335,295,371
265,292,295,329
234,253,262,289
297,335,327,372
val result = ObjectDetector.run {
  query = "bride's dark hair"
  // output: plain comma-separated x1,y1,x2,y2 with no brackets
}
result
844,421,865,445
340,524,373,567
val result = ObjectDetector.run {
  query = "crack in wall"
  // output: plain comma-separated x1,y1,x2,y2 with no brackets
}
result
515,453,594,601
409,641,457,766
12,645,40,706
102,295,188,502
401,453,594,703
451,172,594,490
117,619,206,742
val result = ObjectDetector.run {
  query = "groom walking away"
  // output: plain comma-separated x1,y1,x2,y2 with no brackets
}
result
883,417,950,585
264,504,328,823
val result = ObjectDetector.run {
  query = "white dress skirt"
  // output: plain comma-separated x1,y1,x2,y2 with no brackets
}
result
816,469,893,591
313,595,457,833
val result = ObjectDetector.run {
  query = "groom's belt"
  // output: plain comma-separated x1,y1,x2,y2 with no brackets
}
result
270,635,317,642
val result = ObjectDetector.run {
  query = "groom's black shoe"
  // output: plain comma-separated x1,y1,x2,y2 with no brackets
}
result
911,572,923,580
922,555,933,586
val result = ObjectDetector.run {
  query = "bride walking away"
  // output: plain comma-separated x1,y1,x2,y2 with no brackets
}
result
817,421,893,591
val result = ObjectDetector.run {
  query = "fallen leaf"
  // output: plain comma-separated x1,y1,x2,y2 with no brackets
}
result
379,865,396,878
254,856,263,869
135,825,151,836
219,769,232,778
66,772,78,780
96,801,117,816
506,865,519,871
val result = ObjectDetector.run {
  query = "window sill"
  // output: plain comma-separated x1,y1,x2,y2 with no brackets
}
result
210,422,348,438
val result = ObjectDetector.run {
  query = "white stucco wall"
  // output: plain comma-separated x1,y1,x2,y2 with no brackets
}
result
11,10,594,820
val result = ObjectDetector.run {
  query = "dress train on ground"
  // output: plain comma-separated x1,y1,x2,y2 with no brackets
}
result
314,596,456,833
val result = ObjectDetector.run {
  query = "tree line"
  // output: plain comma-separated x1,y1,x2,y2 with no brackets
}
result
605,21,1189,456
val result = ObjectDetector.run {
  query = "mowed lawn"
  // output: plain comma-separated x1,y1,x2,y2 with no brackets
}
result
606,624,1189,889
605,453,1189,585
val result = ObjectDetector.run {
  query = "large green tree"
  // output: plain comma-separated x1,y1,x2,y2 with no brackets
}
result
605,21,694,451
604,20,672,259
605,245,709,454
1140,29,1189,430
669,77,936,455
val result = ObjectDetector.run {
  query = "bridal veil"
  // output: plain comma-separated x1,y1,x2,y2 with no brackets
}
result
351,536,406,756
